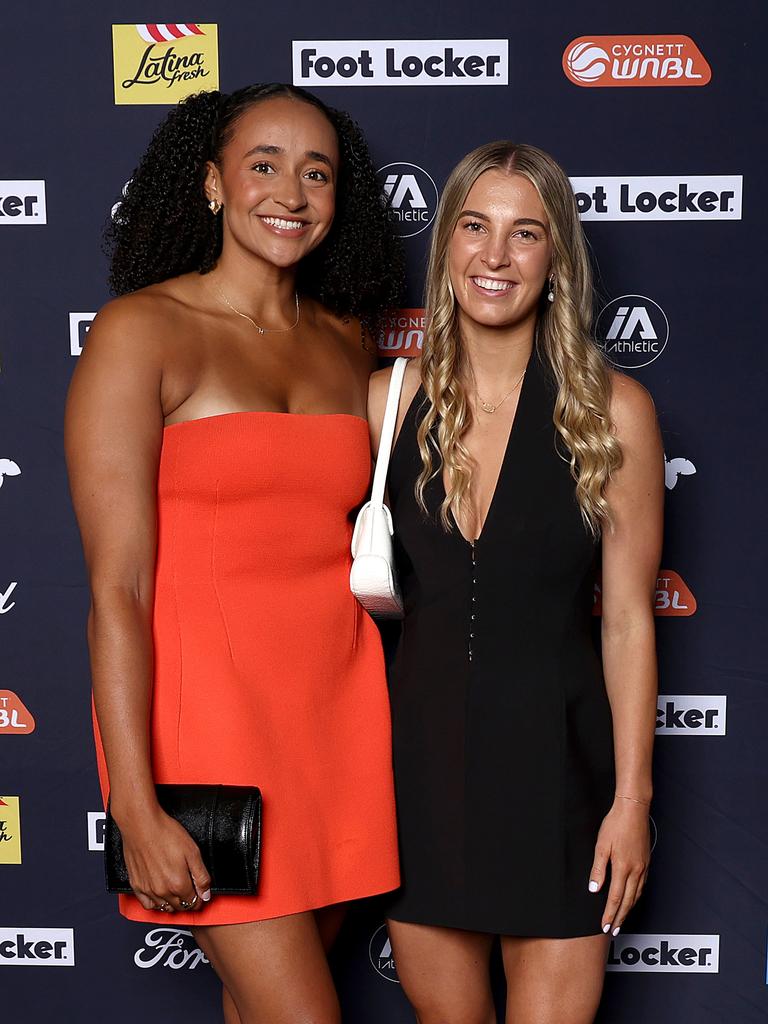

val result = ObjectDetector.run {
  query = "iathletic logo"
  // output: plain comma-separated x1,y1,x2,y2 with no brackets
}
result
369,923,399,982
595,295,669,369
378,163,438,238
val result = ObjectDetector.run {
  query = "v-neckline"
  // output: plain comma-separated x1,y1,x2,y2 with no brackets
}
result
445,352,535,547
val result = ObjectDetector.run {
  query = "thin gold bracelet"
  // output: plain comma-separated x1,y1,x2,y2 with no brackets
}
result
616,794,651,806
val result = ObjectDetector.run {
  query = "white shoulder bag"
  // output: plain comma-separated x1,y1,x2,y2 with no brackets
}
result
350,356,409,619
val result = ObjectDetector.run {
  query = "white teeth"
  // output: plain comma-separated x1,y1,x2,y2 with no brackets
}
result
262,216,305,230
473,276,512,291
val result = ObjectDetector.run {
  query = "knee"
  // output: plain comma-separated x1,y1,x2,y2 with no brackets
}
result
236,1007,340,1024
410,999,495,1024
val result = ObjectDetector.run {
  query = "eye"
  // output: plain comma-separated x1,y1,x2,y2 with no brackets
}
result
462,219,485,233
513,228,540,241
305,168,329,183
250,161,274,175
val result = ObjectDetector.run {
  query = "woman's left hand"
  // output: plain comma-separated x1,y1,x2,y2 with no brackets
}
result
588,798,651,936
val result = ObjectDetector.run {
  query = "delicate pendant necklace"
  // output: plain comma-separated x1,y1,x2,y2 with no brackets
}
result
214,283,300,335
476,369,526,414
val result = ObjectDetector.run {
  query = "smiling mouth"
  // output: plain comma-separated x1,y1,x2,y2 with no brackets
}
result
470,276,516,295
258,215,310,235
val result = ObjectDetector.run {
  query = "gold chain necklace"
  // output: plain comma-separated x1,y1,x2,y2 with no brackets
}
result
214,283,300,335
475,369,526,414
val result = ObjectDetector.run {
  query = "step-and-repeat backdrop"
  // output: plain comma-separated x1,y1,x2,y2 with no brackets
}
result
2,3,766,1021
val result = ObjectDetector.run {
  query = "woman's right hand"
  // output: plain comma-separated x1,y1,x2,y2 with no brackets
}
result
118,806,212,913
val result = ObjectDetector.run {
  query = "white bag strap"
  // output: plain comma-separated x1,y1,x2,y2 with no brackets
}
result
370,356,409,508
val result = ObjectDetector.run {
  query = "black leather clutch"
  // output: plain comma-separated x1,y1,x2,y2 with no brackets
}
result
105,784,262,895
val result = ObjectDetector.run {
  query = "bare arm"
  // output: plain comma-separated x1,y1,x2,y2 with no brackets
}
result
589,371,664,935
65,298,210,912
602,373,663,803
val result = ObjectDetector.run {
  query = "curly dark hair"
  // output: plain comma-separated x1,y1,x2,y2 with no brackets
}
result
105,83,404,323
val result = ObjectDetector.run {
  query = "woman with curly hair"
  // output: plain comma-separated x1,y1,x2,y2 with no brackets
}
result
368,143,663,1023
65,84,403,1023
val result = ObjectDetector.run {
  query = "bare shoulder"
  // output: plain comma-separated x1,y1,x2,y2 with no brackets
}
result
80,288,177,369
370,355,421,404
608,369,659,443
368,357,421,455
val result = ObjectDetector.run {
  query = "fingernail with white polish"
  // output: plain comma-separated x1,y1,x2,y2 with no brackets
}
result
588,880,599,893
603,923,611,934
612,926,621,937
202,890,212,902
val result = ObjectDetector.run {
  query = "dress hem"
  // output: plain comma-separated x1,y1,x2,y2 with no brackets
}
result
119,874,402,929
386,911,606,940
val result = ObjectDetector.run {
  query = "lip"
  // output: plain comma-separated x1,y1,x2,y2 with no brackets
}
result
257,214,311,238
469,275,517,298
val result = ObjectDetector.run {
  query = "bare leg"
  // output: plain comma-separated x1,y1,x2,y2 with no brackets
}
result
387,918,495,1024
501,934,610,1024
223,985,242,1024
193,912,340,1024
316,902,347,953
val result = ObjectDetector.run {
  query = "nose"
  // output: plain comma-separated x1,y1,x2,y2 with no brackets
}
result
480,231,511,271
272,173,308,212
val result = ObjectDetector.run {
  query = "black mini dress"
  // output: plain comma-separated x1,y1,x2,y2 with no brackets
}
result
385,351,615,937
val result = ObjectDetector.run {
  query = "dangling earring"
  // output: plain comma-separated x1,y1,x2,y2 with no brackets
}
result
547,276,555,303
209,198,222,215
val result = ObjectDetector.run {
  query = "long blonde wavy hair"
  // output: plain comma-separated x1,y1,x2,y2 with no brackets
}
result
416,142,622,536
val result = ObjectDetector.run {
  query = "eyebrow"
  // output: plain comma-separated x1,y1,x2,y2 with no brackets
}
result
243,144,334,168
458,209,548,231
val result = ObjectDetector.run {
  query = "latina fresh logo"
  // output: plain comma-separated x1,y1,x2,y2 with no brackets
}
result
563,36,711,88
112,24,219,105
0,797,22,864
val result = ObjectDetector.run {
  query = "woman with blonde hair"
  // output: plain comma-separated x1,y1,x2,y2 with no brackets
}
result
368,142,663,1023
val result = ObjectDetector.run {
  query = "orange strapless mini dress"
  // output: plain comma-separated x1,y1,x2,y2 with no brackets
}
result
93,411,400,926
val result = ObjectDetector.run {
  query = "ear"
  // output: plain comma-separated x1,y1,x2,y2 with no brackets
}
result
204,161,221,203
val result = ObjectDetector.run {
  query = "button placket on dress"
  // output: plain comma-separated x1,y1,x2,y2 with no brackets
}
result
469,539,477,662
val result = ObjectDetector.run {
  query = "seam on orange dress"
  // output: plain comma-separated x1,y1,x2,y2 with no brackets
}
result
212,478,236,663
170,430,184,768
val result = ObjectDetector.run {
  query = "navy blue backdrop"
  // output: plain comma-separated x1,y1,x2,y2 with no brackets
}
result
1,2,766,1021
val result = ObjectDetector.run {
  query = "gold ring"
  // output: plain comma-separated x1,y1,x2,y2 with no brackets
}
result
179,894,199,910
157,902,172,912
